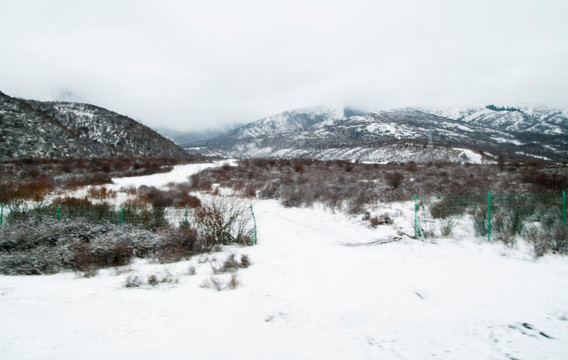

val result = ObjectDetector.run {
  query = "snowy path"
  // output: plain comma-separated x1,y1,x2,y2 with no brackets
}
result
1,164,568,359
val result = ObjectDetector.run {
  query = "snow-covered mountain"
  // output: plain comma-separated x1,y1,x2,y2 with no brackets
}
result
0,91,188,160
187,105,568,163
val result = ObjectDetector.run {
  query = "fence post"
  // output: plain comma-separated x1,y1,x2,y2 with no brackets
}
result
250,205,257,245
414,194,418,239
563,190,566,226
56,204,61,221
184,205,189,229
0,203,3,226
487,192,491,242
120,206,124,225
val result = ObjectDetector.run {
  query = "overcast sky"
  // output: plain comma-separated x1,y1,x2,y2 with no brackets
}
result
1,0,567,131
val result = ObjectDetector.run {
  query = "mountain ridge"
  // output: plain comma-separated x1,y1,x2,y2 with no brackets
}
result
0,91,188,161
186,104,568,163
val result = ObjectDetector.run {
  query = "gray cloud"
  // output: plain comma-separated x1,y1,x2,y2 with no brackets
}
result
1,0,567,131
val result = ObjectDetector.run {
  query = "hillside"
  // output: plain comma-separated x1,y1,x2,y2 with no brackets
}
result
0,91,188,160
187,105,568,163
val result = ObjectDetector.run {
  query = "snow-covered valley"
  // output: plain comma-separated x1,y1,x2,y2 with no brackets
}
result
1,163,568,359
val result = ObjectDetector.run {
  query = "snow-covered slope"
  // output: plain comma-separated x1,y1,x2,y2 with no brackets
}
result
0,90,188,160
426,105,568,135
232,106,343,139
189,105,568,163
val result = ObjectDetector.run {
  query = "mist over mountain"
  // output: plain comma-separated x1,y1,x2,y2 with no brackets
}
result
0,91,188,161
3,86,566,164
186,105,568,163
155,123,245,147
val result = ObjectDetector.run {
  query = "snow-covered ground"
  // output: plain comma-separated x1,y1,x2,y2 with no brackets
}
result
1,164,568,359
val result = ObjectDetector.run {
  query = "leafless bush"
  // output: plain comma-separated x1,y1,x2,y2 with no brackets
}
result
201,276,223,291
228,274,239,289
385,171,404,189
187,265,196,275
87,186,117,200
440,218,456,237
363,212,393,227
147,271,177,287
525,224,568,258
201,274,239,291
473,207,489,237
0,157,201,202
124,275,143,288
69,239,134,274
155,226,199,263
134,185,202,208
211,253,252,274
192,197,254,251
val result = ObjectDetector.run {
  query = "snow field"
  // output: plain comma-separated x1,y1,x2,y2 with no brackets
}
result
1,163,568,359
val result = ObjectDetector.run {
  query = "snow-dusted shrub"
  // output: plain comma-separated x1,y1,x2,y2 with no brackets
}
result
155,226,199,263
211,253,251,274
525,224,568,258
473,207,489,237
192,197,254,251
280,187,304,208
228,274,239,289
0,247,61,275
147,271,177,287
124,275,143,288
429,197,468,219
70,240,134,273
363,212,393,228
440,218,456,237
134,185,202,209
201,274,239,291
0,218,163,275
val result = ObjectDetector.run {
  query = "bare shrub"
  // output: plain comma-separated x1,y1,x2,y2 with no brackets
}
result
212,253,251,273
192,197,254,251
87,186,117,201
124,275,143,288
429,197,468,219
385,172,404,189
522,169,568,191
201,274,239,291
405,161,418,172
51,196,92,207
240,254,251,268
293,162,304,173
155,226,199,263
70,240,134,273
363,212,394,227
122,185,137,196
229,274,239,289
551,225,568,254
147,271,177,287
137,186,172,207
135,185,201,209
525,224,568,257
201,276,223,291
187,265,196,275
473,207,488,237
440,218,456,237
